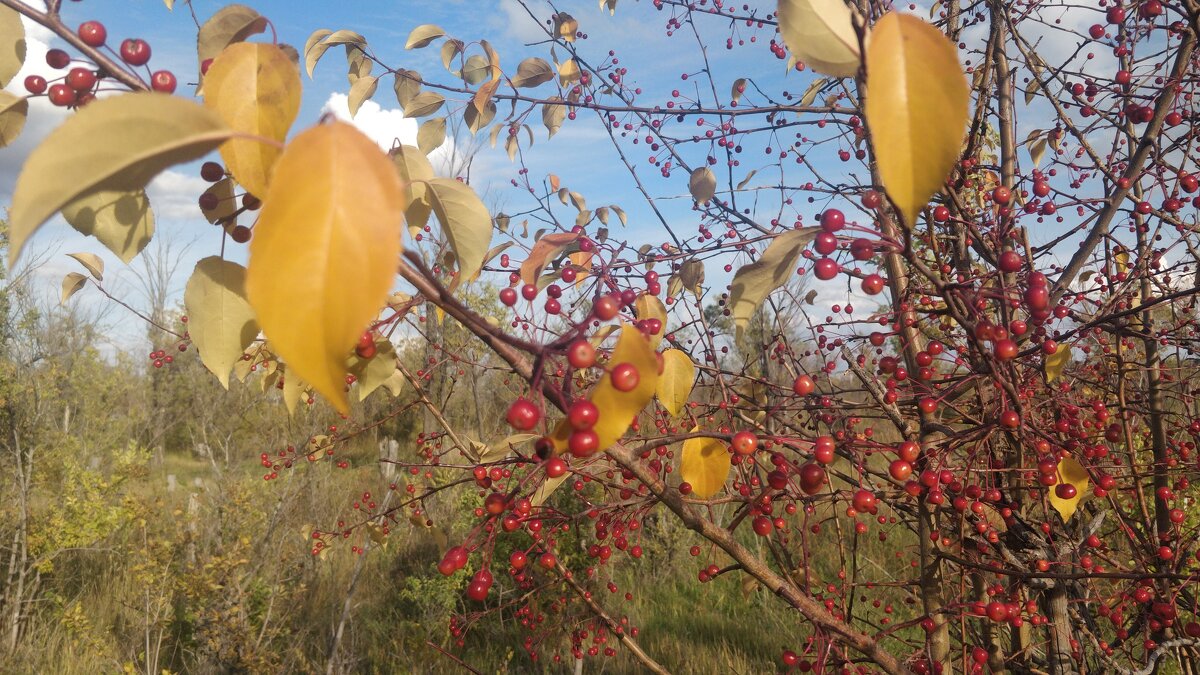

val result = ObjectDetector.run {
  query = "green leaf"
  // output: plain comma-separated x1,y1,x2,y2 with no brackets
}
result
0,5,25,88
0,91,28,148
424,178,493,284
728,228,819,338
7,93,233,266
185,257,260,389
61,190,155,264
406,24,446,49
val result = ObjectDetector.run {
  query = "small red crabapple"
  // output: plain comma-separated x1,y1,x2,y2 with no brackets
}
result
46,48,71,69
506,397,541,430
24,75,47,95
150,70,177,93
120,38,152,66
792,374,815,396
730,431,756,455
610,362,640,391
567,339,596,368
77,20,107,47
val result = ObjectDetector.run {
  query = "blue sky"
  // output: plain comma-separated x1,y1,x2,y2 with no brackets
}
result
1,0,1153,357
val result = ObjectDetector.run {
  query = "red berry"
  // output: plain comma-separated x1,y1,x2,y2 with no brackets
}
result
932,205,950,222
1054,483,1077,500
799,463,826,495
610,362,640,392
544,457,568,478
23,75,47,94
567,400,600,430
994,339,1018,361
520,283,538,301
355,331,376,359
752,515,772,536
499,287,518,306
150,70,177,93
66,67,96,92
200,162,225,182
861,190,882,209
77,21,107,47
997,250,1023,273
48,83,76,107
730,431,757,455
506,398,541,431
861,273,885,295
568,429,600,457
992,186,1012,205
46,48,70,69
229,225,252,243
820,208,845,231
792,374,815,396
567,339,596,368
593,294,620,320
120,38,152,66
889,460,913,481
813,257,839,280
813,435,835,464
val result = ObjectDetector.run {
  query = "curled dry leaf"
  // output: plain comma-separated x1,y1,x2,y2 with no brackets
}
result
520,232,579,284
197,4,267,75
728,228,819,338
776,0,861,78
405,24,446,49
689,167,717,204
512,57,555,88
65,252,104,280
245,121,405,414
303,29,366,78
865,13,969,228
61,272,88,305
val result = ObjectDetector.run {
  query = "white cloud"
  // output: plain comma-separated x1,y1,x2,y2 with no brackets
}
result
0,16,70,203
147,169,208,221
319,91,462,175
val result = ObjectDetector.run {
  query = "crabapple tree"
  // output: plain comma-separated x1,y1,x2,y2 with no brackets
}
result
4,0,1200,673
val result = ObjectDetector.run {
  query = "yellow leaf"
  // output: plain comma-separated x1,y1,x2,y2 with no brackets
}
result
799,78,828,106
281,365,307,415
184,257,260,389
731,77,747,104
777,0,862,78
393,69,421,108
405,91,445,118
542,97,566,137
556,13,579,42
7,93,232,266
689,166,716,204
680,433,730,498
0,91,28,148
0,5,25,89
246,121,404,414
549,325,659,454
61,272,87,305
66,252,104,280
203,42,301,199
423,178,493,284
1044,343,1070,383
62,190,155,264
200,178,237,225
1048,456,1090,521
865,13,969,229
657,349,695,416
633,293,667,349
1115,248,1130,275
729,228,819,337
406,24,446,49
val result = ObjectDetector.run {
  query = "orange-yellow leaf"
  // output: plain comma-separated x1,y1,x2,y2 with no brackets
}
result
549,325,659,454
680,434,730,498
245,121,404,414
1048,456,1090,521
865,13,969,228
657,349,695,416
203,42,301,198
519,232,579,284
